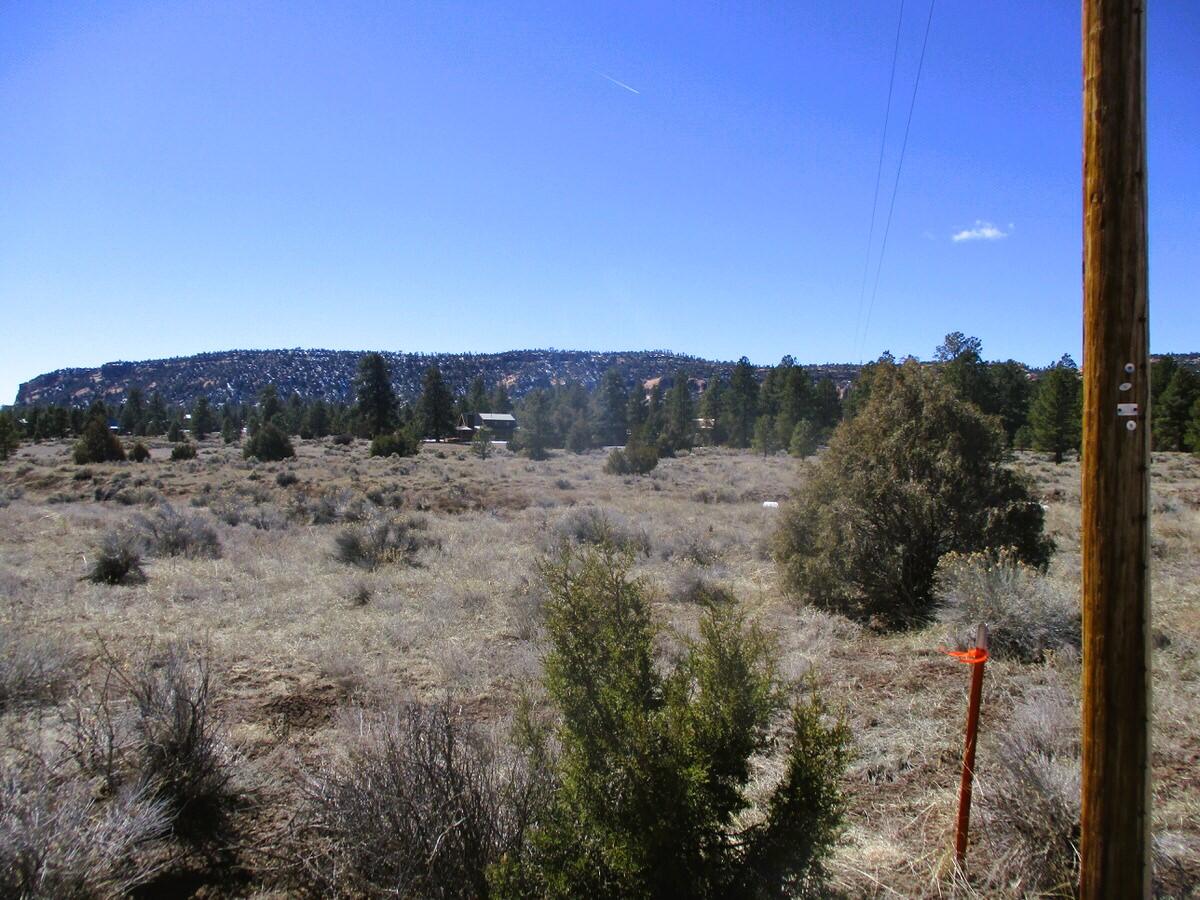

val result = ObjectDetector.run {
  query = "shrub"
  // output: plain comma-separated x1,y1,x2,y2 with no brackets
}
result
554,507,651,557
472,426,494,459
135,503,222,559
87,529,147,585
73,417,126,464
0,629,72,710
244,422,295,462
275,470,299,487
129,441,152,462
126,644,236,841
370,430,420,458
334,515,438,570
170,441,197,461
296,701,546,898
0,764,169,899
491,545,850,898
774,359,1054,629
936,550,1080,662
977,670,1081,894
604,437,658,476
333,433,355,446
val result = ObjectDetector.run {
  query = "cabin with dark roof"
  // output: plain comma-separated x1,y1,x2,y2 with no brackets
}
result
455,412,517,441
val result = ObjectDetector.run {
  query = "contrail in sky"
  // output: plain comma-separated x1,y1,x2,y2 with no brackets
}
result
598,72,640,94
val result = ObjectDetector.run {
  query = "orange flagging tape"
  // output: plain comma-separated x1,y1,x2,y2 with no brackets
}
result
945,648,989,665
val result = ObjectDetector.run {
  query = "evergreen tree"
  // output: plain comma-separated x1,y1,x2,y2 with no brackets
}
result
0,411,19,460
354,353,398,438
1029,357,1082,463
625,388,648,442
489,384,513,414
1185,396,1200,454
167,419,182,443
776,363,814,440
596,369,629,447
1153,367,1199,452
752,414,781,456
191,397,214,440
565,415,593,453
788,419,819,458
119,387,144,435
244,422,295,461
73,408,125,464
221,409,239,444
812,378,842,430
466,376,488,414
518,389,553,460
303,399,331,439
260,384,283,425
723,357,759,448
145,392,168,435
472,425,494,459
642,383,665,447
663,371,695,452
418,364,456,441
935,332,990,411
987,360,1032,445
775,358,1052,627
699,376,728,445
1151,356,1179,409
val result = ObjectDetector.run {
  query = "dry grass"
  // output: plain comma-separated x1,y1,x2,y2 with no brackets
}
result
0,439,1197,896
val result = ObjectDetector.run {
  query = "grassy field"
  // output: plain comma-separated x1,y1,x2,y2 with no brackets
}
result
1,439,1197,897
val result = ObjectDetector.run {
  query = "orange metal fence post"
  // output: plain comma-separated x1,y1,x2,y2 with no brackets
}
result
952,623,989,866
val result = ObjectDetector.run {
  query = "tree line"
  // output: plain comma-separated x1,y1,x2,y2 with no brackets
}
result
3,337,1199,463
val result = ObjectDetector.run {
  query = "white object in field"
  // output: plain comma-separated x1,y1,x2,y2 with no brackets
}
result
762,501,780,509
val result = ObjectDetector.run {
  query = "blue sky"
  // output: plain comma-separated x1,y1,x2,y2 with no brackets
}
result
2,1,1197,404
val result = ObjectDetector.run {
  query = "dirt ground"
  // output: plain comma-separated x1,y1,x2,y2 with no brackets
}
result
1,439,1197,897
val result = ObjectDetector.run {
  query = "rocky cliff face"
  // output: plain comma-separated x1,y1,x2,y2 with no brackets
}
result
16,348,862,408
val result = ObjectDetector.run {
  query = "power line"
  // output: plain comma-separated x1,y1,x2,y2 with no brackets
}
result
859,0,936,360
852,0,907,361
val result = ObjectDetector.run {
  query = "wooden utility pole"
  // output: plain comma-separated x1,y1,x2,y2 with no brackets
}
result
1080,0,1151,895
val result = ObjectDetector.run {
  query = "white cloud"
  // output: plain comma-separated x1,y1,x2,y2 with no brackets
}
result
951,220,1010,242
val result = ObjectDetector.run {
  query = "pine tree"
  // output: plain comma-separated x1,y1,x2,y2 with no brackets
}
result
723,357,759,448
1029,357,1081,464
987,360,1032,445
354,353,398,438
191,397,214,440
789,419,819,458
466,376,488,415
418,364,455,441
518,389,553,460
812,378,842,430
663,371,695,452
259,384,283,425
221,409,239,444
642,383,665,447
0,411,19,461
119,387,144,435
752,414,781,456
303,399,331,439
596,369,629,447
489,384,513,414
1152,367,1199,451
699,376,728,445
935,332,990,411
145,392,168,435
1185,396,1200,454
73,408,126,464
